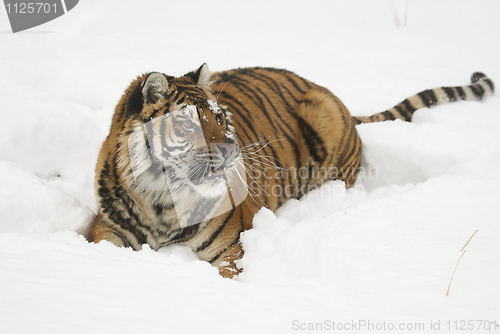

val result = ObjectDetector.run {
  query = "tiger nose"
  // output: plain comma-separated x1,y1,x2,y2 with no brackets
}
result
219,143,235,158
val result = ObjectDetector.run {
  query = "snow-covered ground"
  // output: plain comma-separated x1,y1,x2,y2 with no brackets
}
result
1,1,500,333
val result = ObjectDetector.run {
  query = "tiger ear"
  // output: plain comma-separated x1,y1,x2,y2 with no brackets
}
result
142,72,168,104
194,63,211,89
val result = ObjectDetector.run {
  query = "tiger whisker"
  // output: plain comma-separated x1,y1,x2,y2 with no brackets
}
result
236,160,270,199
240,160,269,176
240,153,284,178
215,81,232,103
245,138,283,154
235,161,269,208
240,153,283,171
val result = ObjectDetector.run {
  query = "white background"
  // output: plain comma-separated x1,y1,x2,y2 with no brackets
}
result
1,1,499,333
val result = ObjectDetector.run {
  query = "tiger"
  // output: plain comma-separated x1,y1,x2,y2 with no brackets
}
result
91,64,494,278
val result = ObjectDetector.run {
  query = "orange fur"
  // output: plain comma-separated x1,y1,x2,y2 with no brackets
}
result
92,66,493,278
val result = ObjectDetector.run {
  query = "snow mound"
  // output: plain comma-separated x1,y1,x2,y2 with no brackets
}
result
238,181,369,283
0,161,94,237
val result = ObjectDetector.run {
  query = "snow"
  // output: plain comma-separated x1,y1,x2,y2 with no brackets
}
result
1,0,500,333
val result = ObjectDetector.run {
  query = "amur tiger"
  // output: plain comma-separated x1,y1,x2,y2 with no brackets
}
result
92,65,494,278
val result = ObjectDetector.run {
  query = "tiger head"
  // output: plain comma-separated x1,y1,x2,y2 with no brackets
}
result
115,64,246,227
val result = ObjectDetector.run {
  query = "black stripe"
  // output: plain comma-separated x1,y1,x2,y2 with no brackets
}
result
154,117,167,153
259,137,286,208
242,71,297,114
165,141,189,152
402,98,417,113
418,89,438,108
216,100,259,152
154,203,173,216
169,224,200,244
297,114,327,164
326,93,350,169
338,136,360,179
442,87,457,102
241,81,299,155
352,117,362,125
108,156,155,240
277,68,313,91
217,91,285,208
336,121,357,168
278,81,302,104
174,128,183,137
219,92,259,138
381,110,396,120
394,105,412,121
208,222,244,264
231,70,299,114
230,80,283,133
148,107,164,121
196,209,235,252
188,196,221,228
470,84,484,100
237,82,295,201
485,79,494,92
98,161,149,247
476,84,485,98
456,87,466,100
255,68,309,95
176,95,186,105
125,80,145,118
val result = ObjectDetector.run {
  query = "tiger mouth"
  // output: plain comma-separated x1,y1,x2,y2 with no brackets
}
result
190,167,227,185
207,167,226,178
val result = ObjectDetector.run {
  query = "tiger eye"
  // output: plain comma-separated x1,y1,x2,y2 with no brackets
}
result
181,120,193,129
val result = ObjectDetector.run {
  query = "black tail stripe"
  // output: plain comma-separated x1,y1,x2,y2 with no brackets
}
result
417,91,429,107
381,110,396,120
471,84,485,99
456,87,466,100
485,79,494,92
352,117,362,125
427,89,438,106
442,87,457,102
469,85,480,99
402,99,417,113
418,89,438,108
394,105,412,121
